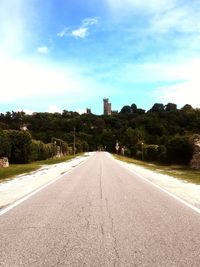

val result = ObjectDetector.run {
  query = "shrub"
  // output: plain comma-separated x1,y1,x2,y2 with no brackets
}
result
0,131,11,158
166,136,192,164
6,130,32,163
144,145,159,161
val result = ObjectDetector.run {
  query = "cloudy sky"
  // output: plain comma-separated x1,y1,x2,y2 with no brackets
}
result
0,0,200,114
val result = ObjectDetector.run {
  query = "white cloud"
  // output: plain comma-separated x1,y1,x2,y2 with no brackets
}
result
0,55,109,106
117,59,200,108
82,17,99,26
150,5,200,33
23,109,34,115
37,46,49,54
72,27,88,39
48,105,62,114
121,59,200,84
107,0,177,14
15,109,34,115
150,59,200,107
0,0,33,55
0,56,80,101
57,17,99,39
107,0,200,36
155,81,200,108
76,109,86,115
57,27,69,37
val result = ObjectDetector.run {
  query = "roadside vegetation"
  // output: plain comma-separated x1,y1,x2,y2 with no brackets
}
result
0,154,83,181
0,102,200,172
115,154,200,185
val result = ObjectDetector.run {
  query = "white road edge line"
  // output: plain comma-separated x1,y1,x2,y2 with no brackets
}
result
0,157,90,217
112,155,200,215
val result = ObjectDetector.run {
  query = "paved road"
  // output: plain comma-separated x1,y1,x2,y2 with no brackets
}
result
0,152,200,266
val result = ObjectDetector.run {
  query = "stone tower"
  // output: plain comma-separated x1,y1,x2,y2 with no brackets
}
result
103,98,112,115
86,108,91,114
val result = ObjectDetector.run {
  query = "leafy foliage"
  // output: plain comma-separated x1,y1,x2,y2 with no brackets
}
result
6,130,32,163
166,136,192,164
0,102,200,165
0,130,11,158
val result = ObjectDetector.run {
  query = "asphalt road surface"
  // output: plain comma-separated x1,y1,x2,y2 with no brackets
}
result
1,152,200,266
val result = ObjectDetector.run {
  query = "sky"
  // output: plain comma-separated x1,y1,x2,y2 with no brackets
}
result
0,0,200,114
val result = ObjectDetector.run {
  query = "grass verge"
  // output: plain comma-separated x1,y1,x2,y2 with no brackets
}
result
114,154,200,185
0,153,83,182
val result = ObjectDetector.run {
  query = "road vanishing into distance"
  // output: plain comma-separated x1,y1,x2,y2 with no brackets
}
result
1,152,200,266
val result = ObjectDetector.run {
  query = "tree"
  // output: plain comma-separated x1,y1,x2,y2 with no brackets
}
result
149,103,165,112
143,144,167,162
30,139,60,161
165,103,177,112
0,100,199,166
52,137,69,155
166,136,192,164
123,128,144,156
101,130,116,152
0,131,11,158
131,104,137,113
120,105,132,114
144,145,159,161
181,104,193,112
7,130,32,163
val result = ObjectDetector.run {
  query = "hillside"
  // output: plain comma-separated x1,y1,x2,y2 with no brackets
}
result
0,103,200,166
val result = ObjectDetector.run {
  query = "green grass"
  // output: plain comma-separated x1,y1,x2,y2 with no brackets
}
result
114,154,200,185
36,153,83,165
0,153,83,182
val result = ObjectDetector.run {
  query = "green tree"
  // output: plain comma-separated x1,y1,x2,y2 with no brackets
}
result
181,104,193,112
7,130,32,163
165,103,177,112
166,136,192,164
120,105,132,114
149,103,165,112
131,104,137,113
0,131,11,158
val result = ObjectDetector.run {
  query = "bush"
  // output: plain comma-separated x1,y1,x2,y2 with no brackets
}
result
51,138,69,155
144,145,159,161
157,145,167,162
6,130,32,163
137,144,167,162
166,136,192,164
30,140,57,161
0,131,11,158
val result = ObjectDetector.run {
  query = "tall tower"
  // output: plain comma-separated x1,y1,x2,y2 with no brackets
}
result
86,108,91,114
103,98,112,115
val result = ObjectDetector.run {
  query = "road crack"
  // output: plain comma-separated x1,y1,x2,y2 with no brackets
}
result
99,164,103,200
105,198,120,265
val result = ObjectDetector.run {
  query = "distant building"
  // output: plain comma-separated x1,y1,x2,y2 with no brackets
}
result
103,98,112,115
86,108,91,114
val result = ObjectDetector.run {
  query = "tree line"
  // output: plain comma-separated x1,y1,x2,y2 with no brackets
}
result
0,102,199,165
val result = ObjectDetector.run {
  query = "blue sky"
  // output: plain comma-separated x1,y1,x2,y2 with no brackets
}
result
0,0,200,114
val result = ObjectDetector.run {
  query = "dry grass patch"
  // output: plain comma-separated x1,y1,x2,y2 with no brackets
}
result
114,154,200,185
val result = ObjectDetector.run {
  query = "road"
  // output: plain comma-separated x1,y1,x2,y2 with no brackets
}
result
0,152,200,266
